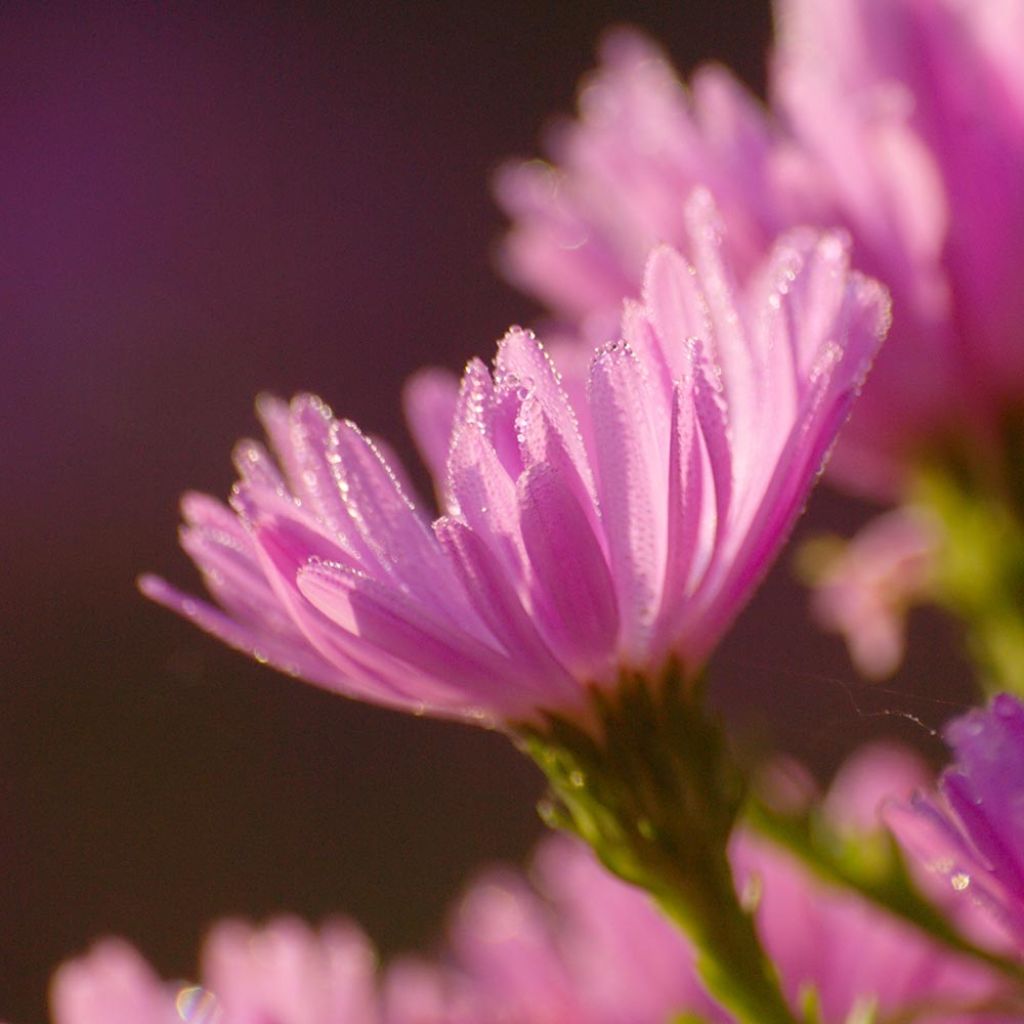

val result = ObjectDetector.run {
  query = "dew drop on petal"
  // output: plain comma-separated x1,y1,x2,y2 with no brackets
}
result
176,985,222,1024
951,872,971,891
740,873,763,912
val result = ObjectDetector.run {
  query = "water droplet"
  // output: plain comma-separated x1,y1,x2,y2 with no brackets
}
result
537,799,558,826
568,770,585,789
951,872,971,891
175,985,222,1024
740,874,763,912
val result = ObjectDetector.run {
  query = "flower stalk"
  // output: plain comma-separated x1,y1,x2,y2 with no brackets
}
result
521,663,800,1024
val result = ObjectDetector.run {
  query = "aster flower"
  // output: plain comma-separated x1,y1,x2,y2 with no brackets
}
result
888,693,1024,952
142,196,886,1024
773,0,1024,492
46,843,711,1024
51,941,181,1024
49,756,1017,1024
143,194,887,728
737,746,1016,1023
494,28,820,343
497,3,1024,496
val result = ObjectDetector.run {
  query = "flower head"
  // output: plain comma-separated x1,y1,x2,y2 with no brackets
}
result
498,5,1024,495
494,29,822,342
888,693,1024,950
143,197,887,727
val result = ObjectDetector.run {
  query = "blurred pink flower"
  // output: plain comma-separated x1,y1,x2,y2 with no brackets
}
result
51,941,181,1024
737,745,1012,1023
50,920,376,1024
494,29,821,344
888,693,1024,952
497,3,1024,496
143,197,887,727
51,751,1012,1024
46,843,715,1024
806,507,938,678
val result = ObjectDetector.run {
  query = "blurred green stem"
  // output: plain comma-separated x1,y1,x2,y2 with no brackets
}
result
913,432,1024,696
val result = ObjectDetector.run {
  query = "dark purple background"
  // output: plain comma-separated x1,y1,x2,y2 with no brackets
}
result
1,2,973,1020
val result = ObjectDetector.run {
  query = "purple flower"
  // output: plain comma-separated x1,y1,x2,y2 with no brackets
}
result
736,746,1011,1023
50,754,1012,1024
47,843,717,1024
497,4,1024,496
143,198,887,725
50,921,377,1024
50,941,181,1024
888,693,1024,950
494,29,820,343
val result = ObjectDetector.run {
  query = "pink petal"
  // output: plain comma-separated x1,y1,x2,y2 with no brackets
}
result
298,559,521,721
517,463,619,681
435,517,578,705
588,341,667,660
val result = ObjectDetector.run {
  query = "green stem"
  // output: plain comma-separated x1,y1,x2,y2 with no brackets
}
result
522,665,801,1024
648,841,799,1024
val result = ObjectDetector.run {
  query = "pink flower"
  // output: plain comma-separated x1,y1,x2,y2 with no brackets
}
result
805,507,938,678
143,197,887,726
50,754,1012,1024
46,843,711,1024
50,941,181,1024
201,917,379,1024
888,693,1024,951
497,5,1024,495
494,29,821,343
440,836,723,1023
736,746,1012,1023
774,0,1024,492
50,921,378,1024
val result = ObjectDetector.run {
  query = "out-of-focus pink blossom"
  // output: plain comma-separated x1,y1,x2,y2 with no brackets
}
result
497,5,1024,496
806,507,938,678
143,197,887,727
51,750,1013,1024
494,29,823,344
50,921,378,1024
201,917,379,1024
774,0,1024,491
737,745,1014,1023
888,693,1024,951
50,941,181,1024
441,837,725,1024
